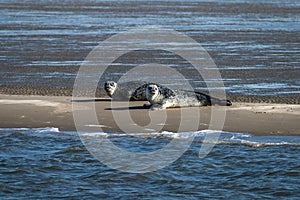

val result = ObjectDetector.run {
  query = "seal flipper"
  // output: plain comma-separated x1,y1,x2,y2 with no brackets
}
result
210,97,232,106
226,99,232,106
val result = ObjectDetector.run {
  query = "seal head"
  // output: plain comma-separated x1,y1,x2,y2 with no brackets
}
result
146,84,159,102
104,81,117,97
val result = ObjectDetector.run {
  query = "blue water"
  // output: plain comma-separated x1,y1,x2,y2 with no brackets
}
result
1,128,299,199
0,0,299,96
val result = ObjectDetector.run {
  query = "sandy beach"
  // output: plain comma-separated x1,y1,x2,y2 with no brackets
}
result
1,94,299,136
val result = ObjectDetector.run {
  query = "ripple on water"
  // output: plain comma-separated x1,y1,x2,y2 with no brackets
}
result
3,128,300,198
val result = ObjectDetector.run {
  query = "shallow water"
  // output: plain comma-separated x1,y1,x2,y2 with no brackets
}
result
0,0,300,96
1,128,299,199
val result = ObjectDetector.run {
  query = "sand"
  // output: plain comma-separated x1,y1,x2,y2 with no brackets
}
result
0,94,299,136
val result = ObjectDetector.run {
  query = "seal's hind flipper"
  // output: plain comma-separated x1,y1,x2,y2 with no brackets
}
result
210,98,232,106
226,100,232,106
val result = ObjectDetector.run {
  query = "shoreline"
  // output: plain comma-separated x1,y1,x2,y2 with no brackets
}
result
0,94,299,136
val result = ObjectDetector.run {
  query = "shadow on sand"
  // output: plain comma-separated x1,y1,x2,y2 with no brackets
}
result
105,105,151,110
71,98,111,103
72,98,151,110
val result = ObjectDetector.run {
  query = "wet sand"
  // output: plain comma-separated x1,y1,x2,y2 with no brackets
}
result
1,94,299,136
0,86,299,104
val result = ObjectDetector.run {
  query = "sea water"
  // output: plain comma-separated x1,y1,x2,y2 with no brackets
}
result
1,128,299,199
1,0,300,96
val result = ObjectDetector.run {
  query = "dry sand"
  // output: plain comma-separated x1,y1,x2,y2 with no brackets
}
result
0,94,299,136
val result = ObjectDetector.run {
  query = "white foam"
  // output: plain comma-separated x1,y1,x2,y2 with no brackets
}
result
79,130,231,140
37,127,60,133
1,128,299,147
0,127,60,133
223,133,300,147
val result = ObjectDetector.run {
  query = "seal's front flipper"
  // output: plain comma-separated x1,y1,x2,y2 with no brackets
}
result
150,104,164,111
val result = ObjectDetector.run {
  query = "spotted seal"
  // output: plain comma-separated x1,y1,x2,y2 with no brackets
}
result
146,83,232,110
104,81,168,101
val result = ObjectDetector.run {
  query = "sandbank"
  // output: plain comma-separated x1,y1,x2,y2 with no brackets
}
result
0,94,299,136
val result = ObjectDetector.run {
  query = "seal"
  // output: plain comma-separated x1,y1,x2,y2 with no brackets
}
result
104,81,168,101
104,81,147,101
146,83,232,110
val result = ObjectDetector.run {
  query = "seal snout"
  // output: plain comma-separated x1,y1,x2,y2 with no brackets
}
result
105,86,112,91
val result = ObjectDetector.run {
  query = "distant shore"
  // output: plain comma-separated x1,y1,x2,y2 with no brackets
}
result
0,94,299,136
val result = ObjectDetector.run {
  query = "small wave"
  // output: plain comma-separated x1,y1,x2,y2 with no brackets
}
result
2,169,28,174
1,128,299,148
213,140,299,148
79,131,198,139
79,130,300,147
227,135,300,148
0,127,59,133
36,127,60,133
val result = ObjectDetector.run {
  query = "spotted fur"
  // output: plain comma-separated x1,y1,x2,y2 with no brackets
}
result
146,84,232,110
